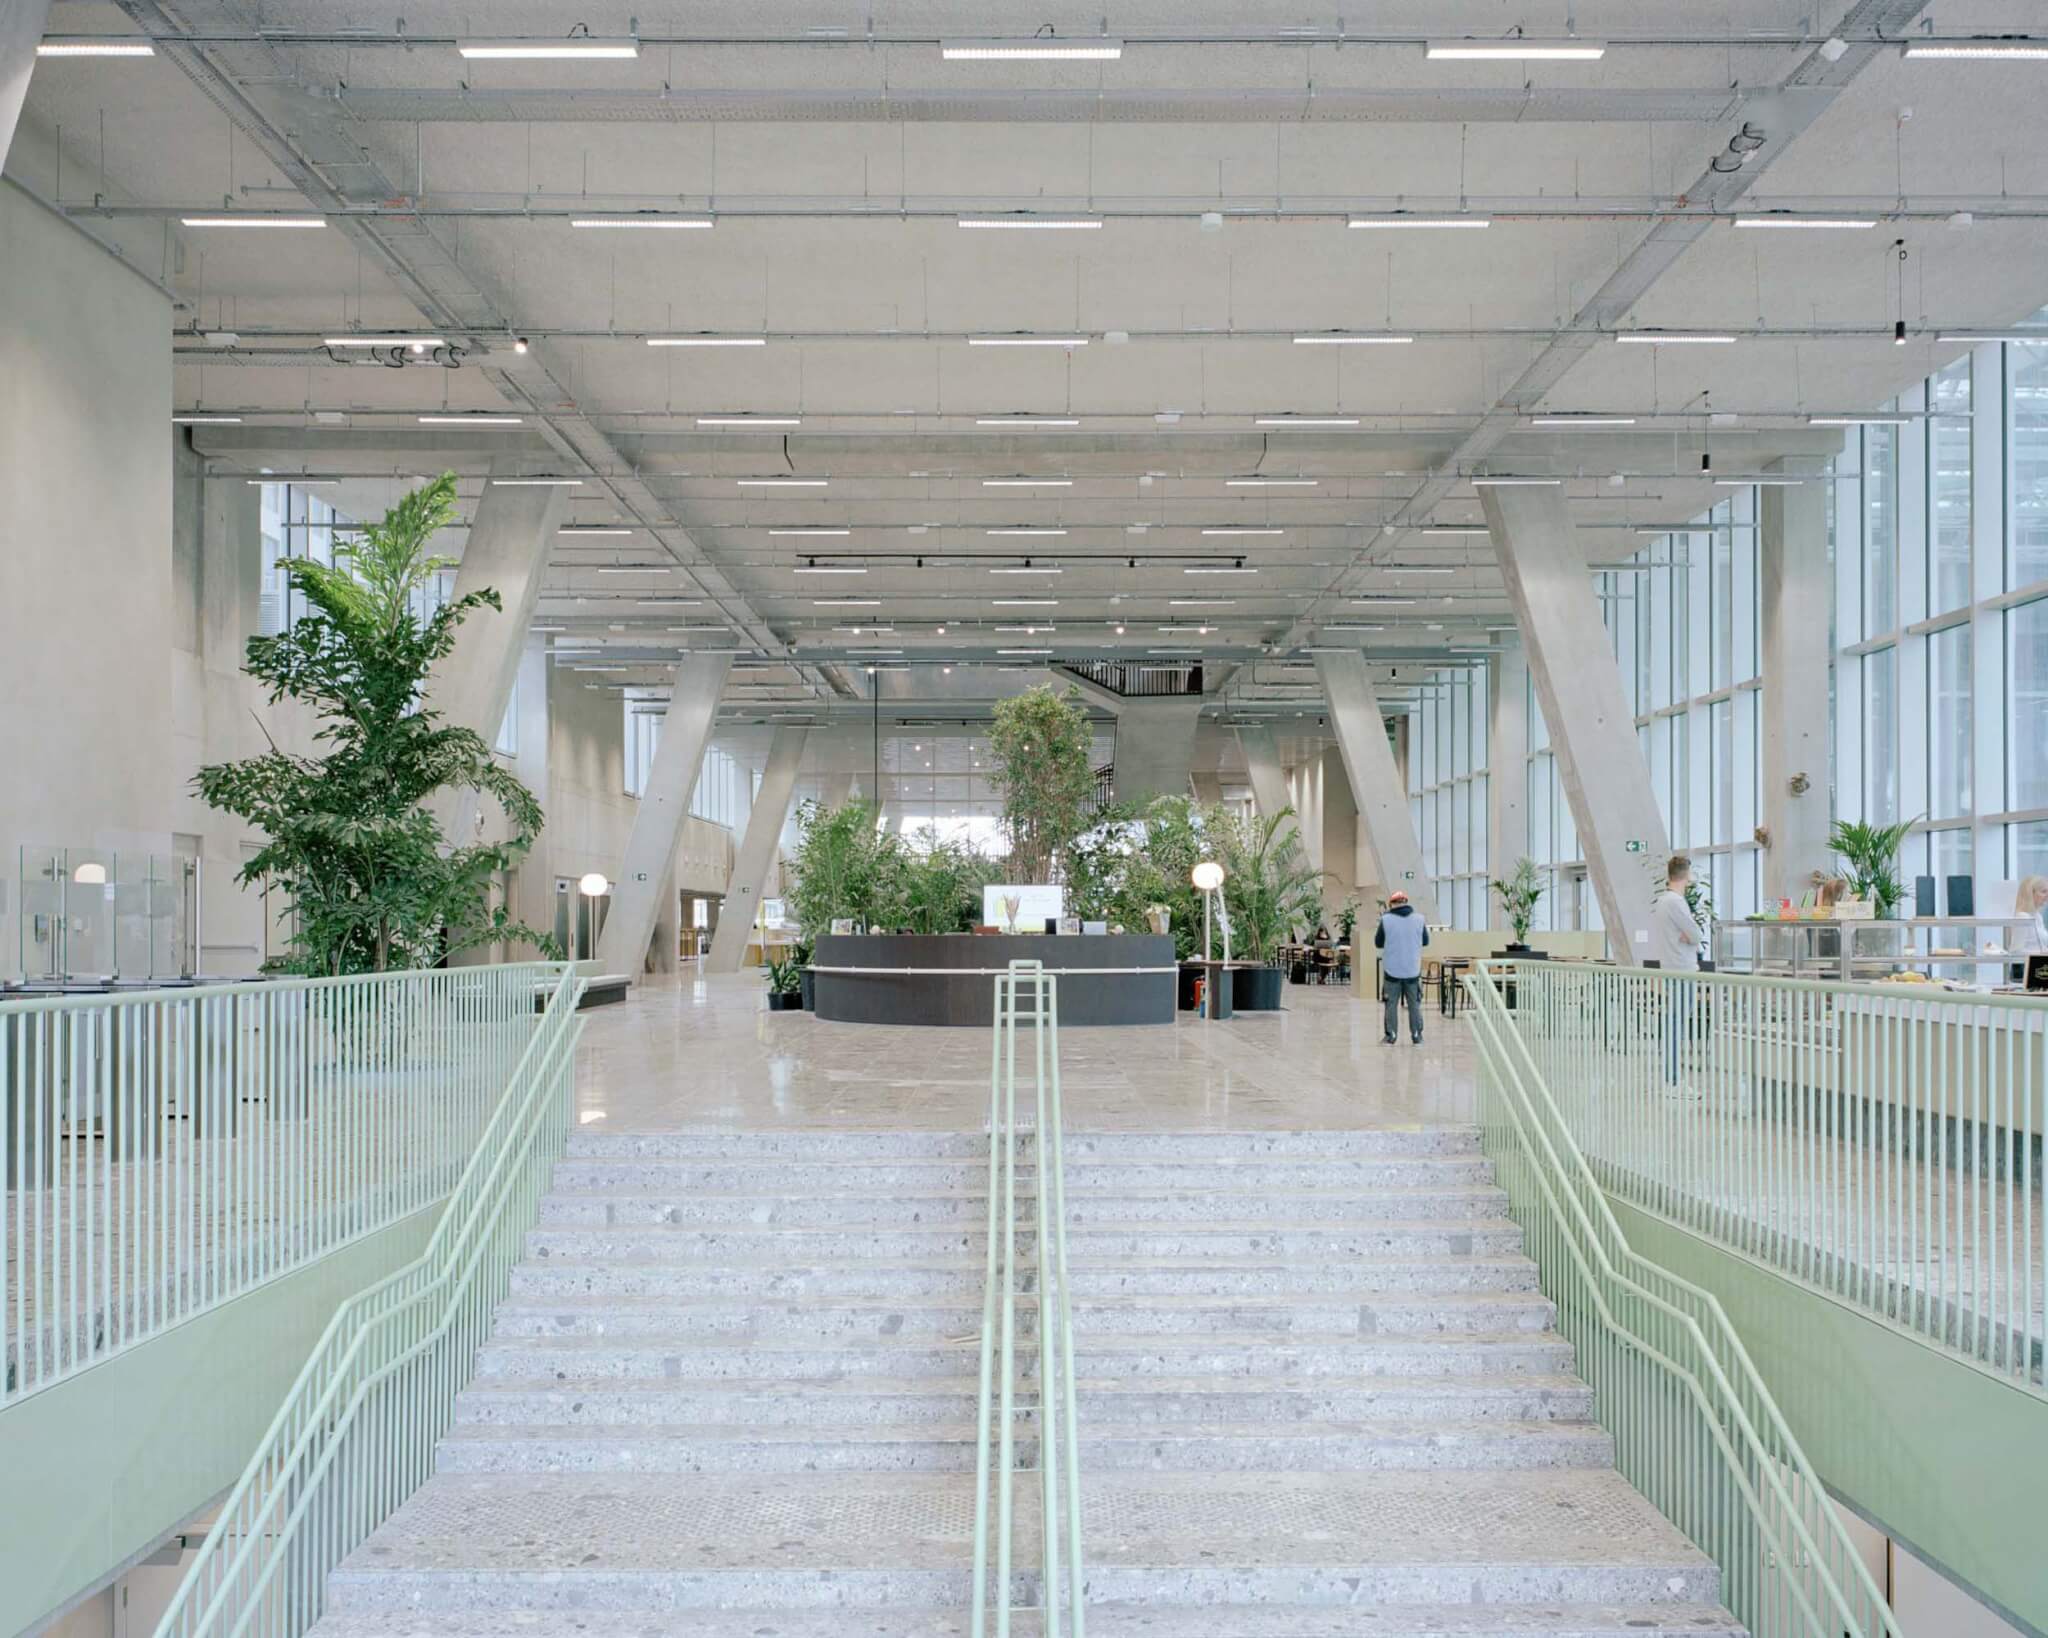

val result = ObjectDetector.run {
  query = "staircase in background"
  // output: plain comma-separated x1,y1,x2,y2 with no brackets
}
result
309,1126,1741,1638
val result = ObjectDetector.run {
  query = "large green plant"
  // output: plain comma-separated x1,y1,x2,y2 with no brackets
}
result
1126,795,1209,959
987,683,1097,884
196,473,556,975
1062,802,1144,923
1490,856,1545,943
895,828,997,934
1830,816,1919,920
785,799,902,937
1216,805,1327,966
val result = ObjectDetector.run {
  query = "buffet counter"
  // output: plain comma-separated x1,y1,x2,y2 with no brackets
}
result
810,933,1176,1026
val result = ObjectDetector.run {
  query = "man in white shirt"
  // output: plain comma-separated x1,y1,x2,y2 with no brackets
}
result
1650,854,1701,1084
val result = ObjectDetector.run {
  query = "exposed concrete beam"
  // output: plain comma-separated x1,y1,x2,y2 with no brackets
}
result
1108,699,1203,806
1759,464,1834,900
597,654,733,976
1313,653,1436,923
1483,485,1668,957
0,0,51,172
706,727,808,975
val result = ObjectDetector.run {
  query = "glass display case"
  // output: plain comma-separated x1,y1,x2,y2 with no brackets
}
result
16,847,200,983
1712,916,2040,984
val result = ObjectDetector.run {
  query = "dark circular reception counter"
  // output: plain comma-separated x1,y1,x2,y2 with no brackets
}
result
810,933,1177,1026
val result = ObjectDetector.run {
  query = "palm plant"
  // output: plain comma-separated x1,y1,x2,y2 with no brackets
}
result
196,473,557,974
1490,857,1545,945
1829,816,1919,920
1217,806,1327,966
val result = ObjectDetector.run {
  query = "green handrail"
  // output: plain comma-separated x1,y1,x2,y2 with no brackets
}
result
151,964,584,1638
972,960,1085,1636
1466,962,1902,1638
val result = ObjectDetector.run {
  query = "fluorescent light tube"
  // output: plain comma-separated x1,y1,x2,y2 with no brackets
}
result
572,216,712,229
418,414,523,424
325,336,446,347
969,336,1090,347
1904,42,2048,59
998,649,1054,656
172,414,242,424
977,417,1080,426
1293,333,1414,345
1426,40,1605,60
1226,478,1317,486
1531,416,1636,426
37,39,155,55
1185,566,1259,575
813,599,880,606
996,625,1057,633
459,38,640,58
648,336,765,347
1171,599,1236,606
596,565,671,574
992,599,1059,606
793,566,868,574
957,218,1101,231
988,566,1063,574
987,528,1068,536
1614,332,1737,344
245,478,334,485
942,39,1122,59
181,215,325,228
490,477,582,486
769,528,852,536
1256,417,1358,427
1716,477,1808,486
737,479,826,487
1809,416,1910,426
1734,215,1877,229
984,479,1072,487
1469,476,1562,486
1202,527,1283,536
1148,648,1201,656
1347,216,1491,229
558,526,634,535
698,416,801,427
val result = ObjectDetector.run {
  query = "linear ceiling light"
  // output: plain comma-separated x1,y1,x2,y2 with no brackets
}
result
1171,599,1237,606
245,478,334,485
1148,648,1201,656
1809,415,1911,426
1716,476,1809,486
992,599,1059,606
459,37,639,58
172,414,242,424
1937,332,2048,343
1903,42,2048,59
37,38,156,55
1614,332,1737,344
1531,415,1636,426
1347,216,1491,229
987,528,1068,536
1421,525,1491,534
1226,478,1318,486
698,416,800,427
1293,333,1414,345
648,336,764,347
770,527,851,536
559,526,634,535
989,566,1063,574
572,215,712,229
984,478,1072,487
1734,215,1877,229
596,565,671,574
181,215,325,228
1426,40,1605,60
418,414,522,424
969,335,1089,347
794,565,868,574
813,599,881,606
1351,597,1416,605
958,217,1101,231
1469,476,1562,486
1202,528,1283,536
1256,416,1358,427
977,416,1080,426
737,479,825,487
1185,566,1259,575
325,335,446,347
996,625,1057,633
491,477,582,487
942,38,1123,59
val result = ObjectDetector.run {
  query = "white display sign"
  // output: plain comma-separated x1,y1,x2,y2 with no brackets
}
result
983,883,1065,933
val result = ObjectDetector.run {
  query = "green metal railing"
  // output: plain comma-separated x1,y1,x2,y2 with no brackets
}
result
973,960,1085,1637
151,964,584,1638
1465,962,1902,1638
1503,961,2044,1391
2,963,552,1404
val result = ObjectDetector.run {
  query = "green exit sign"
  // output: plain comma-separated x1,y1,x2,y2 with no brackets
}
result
1623,840,1646,854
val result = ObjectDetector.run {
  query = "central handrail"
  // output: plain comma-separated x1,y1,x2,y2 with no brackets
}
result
972,960,1085,1637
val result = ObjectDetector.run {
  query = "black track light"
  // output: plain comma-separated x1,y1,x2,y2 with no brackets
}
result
1895,318,1908,345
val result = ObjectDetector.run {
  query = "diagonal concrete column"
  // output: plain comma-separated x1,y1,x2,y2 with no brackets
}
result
596,654,732,975
1109,698,1202,803
0,0,52,171
431,461,570,744
1483,485,1668,956
1189,772,1223,806
1235,723,1293,826
1759,465,1832,900
706,727,809,974
819,773,855,809
1486,637,1530,929
1314,653,1436,922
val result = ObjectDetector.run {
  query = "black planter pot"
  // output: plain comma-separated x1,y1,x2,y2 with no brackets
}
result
799,968,816,1010
766,990,802,1011
1232,964,1286,1011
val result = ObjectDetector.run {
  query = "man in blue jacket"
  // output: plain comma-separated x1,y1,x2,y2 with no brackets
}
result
1375,890,1430,1045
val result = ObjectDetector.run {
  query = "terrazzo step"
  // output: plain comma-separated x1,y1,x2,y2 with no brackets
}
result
523,1220,1527,1263
450,1372,1599,1429
506,1254,1543,1303
490,1291,1558,1341
434,1416,1613,1475
312,1604,1745,1638
565,1128,1481,1161
545,1155,1497,1193
322,1470,1720,1613
471,1332,1576,1383
535,1185,1512,1229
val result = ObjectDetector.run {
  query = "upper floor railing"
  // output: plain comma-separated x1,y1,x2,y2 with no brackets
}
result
1465,962,1903,1638
1498,959,2045,1393
2,963,556,1405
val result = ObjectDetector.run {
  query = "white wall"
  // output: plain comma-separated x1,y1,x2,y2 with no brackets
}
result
0,182,173,970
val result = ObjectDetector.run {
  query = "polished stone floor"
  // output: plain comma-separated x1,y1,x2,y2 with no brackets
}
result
573,968,1478,1135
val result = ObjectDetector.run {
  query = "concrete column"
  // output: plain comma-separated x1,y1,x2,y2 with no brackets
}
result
648,865,682,973
431,462,569,745
0,0,52,171
820,773,855,809
1236,724,1292,832
1107,697,1202,804
1189,772,1223,806
596,654,731,975
1486,638,1530,929
1313,653,1437,922
1483,485,1668,956
1320,746,1358,907
706,727,809,974
1759,468,1832,900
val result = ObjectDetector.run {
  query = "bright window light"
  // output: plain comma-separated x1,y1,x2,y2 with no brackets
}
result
648,336,765,347
571,216,712,229
181,215,325,228
37,39,156,55
942,39,1123,60
1426,40,1605,60
459,38,640,59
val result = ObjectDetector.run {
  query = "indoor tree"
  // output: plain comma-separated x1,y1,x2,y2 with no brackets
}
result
785,799,902,937
196,473,557,975
987,683,1098,884
1215,805,1327,966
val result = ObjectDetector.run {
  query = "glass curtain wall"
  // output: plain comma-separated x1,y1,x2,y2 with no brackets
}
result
1405,664,1490,927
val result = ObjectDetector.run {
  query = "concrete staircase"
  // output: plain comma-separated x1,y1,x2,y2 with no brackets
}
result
312,1128,1743,1638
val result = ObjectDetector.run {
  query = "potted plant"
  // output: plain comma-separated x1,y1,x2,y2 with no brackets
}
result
1829,817,1917,922
1489,857,1545,953
1336,902,1357,945
1217,806,1326,1011
793,939,816,1010
764,953,803,1011
987,683,1097,884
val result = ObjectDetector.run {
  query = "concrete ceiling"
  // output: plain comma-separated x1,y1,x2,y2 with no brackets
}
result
17,0,2048,736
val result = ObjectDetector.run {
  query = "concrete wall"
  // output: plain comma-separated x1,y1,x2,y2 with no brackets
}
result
0,182,173,970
